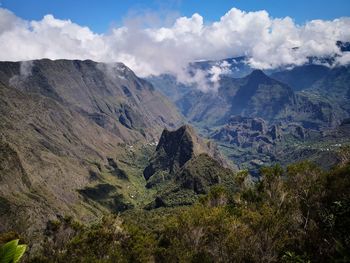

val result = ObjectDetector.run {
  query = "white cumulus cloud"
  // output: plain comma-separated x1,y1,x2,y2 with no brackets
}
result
0,7,350,91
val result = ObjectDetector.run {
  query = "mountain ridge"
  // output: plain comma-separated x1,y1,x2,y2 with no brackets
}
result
0,59,184,238
0,59,183,142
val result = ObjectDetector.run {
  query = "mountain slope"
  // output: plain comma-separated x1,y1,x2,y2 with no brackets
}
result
0,59,184,238
271,64,331,91
148,154,236,208
152,68,345,129
0,59,183,141
0,81,123,235
172,70,297,126
226,70,296,119
270,64,350,126
307,65,350,114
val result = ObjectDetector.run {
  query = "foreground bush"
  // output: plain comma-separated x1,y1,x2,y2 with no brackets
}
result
28,161,350,262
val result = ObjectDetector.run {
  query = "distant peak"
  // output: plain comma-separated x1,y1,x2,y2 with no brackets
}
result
245,69,273,84
179,124,195,134
163,124,194,134
249,69,266,77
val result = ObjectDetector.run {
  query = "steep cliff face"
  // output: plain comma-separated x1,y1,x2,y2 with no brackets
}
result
0,59,183,142
0,81,123,235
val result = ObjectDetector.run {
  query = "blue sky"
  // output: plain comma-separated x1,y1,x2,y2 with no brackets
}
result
1,0,350,33
0,0,349,77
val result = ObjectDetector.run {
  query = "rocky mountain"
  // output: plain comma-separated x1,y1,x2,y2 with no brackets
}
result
143,125,235,207
144,125,230,186
211,114,350,173
164,69,295,125
0,59,183,238
172,70,337,129
152,67,347,130
223,70,296,120
211,115,311,172
0,59,182,142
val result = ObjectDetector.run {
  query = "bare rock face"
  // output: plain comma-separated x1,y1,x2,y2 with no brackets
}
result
143,125,229,186
212,116,276,150
268,125,282,141
143,125,235,208
212,115,309,155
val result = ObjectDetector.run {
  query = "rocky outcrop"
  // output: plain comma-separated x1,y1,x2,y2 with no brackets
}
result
210,115,317,173
143,125,229,185
143,125,235,208
212,116,277,152
212,115,309,150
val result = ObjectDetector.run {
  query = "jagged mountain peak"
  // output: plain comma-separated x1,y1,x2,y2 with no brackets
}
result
144,125,229,183
157,124,197,150
143,125,235,208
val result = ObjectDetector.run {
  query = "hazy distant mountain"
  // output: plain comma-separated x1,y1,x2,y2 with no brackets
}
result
272,64,350,116
223,70,295,120
306,65,350,114
151,59,349,130
271,64,331,91
171,70,342,129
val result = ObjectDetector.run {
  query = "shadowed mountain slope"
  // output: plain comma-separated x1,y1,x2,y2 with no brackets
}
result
0,59,183,238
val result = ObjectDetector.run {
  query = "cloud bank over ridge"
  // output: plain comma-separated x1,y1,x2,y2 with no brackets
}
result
0,6,350,89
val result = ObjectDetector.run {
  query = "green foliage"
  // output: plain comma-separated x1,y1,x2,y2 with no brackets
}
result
0,239,26,263
26,161,350,262
30,215,157,263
